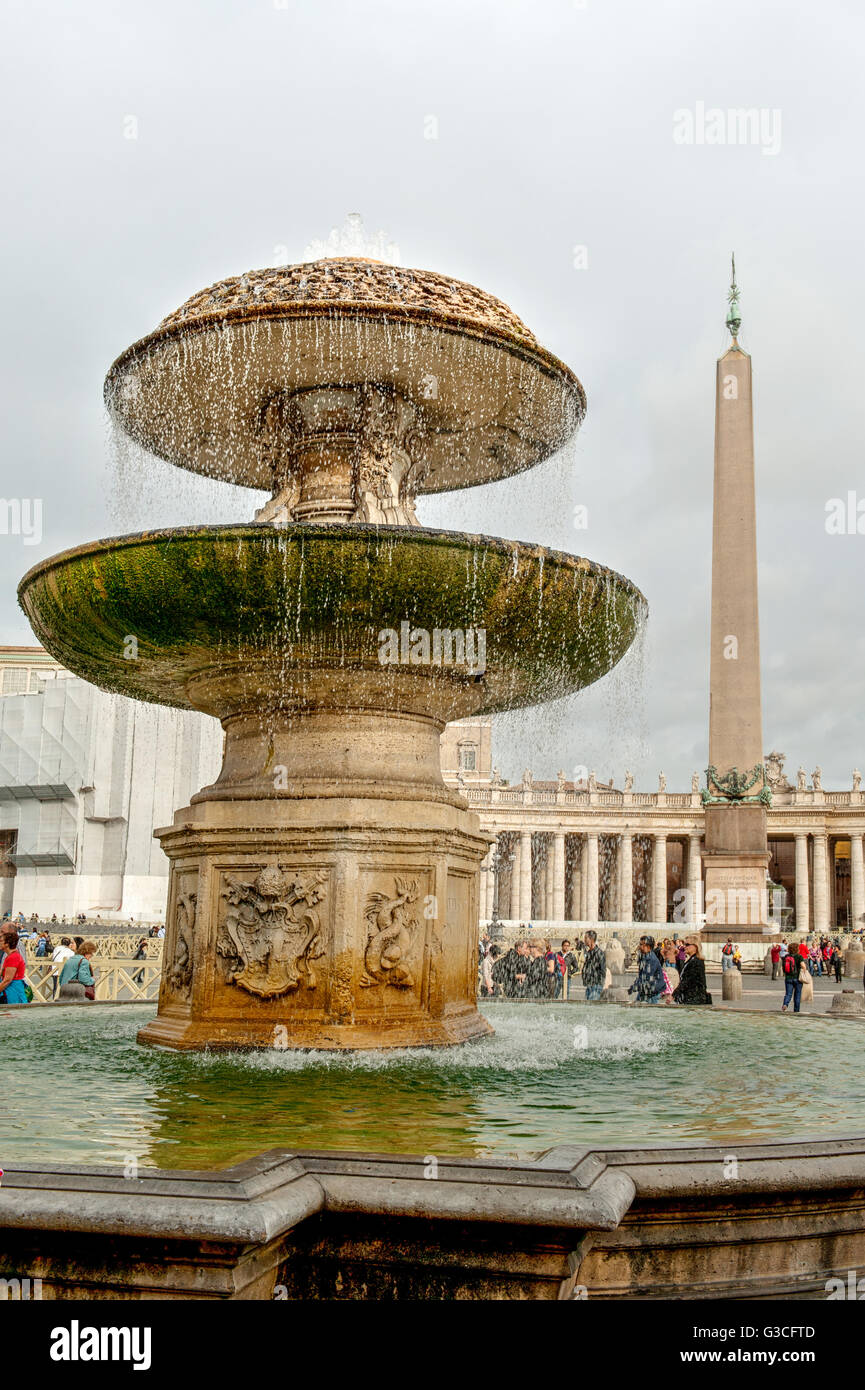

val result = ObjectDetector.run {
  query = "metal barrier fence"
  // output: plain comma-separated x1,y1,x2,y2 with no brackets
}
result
22,958,161,1003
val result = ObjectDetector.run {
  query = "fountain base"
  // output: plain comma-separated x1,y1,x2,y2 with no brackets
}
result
138,715,493,1051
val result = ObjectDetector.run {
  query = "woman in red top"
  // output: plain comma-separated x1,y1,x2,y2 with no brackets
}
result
0,930,28,1005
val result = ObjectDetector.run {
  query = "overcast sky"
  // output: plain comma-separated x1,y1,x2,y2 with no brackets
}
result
3,0,864,790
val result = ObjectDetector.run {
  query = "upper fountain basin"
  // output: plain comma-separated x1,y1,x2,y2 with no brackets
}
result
18,525,644,722
104,258,585,495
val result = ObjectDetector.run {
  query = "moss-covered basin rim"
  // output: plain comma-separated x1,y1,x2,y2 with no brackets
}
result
18,524,646,716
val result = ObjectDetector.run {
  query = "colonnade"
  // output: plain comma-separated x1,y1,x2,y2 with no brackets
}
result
479,825,865,930
479,829,703,925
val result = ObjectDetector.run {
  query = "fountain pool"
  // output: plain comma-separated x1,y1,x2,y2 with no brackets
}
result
5,1002,865,1170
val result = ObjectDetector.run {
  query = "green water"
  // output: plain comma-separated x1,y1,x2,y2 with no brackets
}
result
3,1003,864,1170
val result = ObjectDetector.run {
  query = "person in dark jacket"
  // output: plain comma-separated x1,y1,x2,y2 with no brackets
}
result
628,935,666,1004
492,940,530,999
525,943,550,999
781,945,804,1013
672,937,710,1005
581,930,607,1002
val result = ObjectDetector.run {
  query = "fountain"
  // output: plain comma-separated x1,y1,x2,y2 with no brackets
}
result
18,256,645,1050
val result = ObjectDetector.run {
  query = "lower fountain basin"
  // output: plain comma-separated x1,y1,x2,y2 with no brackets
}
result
17,523,644,721
4,1002,865,1169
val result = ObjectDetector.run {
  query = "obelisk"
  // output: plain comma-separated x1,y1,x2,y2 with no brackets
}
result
701,258,772,940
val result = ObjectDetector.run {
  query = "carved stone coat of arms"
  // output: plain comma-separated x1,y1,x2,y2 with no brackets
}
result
217,866,327,999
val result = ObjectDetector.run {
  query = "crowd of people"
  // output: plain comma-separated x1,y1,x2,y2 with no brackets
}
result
478,931,712,1005
479,928,862,1016
1,910,162,934
0,926,101,1003
0,913,163,1006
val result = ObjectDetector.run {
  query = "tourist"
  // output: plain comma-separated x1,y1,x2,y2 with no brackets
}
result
834,944,844,984
661,942,680,995
57,941,98,1001
560,939,579,1000
482,945,500,996
781,946,804,1014
779,938,788,960
627,935,666,1004
770,942,781,980
721,938,735,971
492,940,530,998
808,944,820,976
543,949,560,999
672,938,711,1005
477,931,490,991
0,931,29,1005
50,936,74,998
799,959,814,1007
581,929,607,1002
732,945,742,972
545,941,566,999
526,942,549,999
133,938,149,988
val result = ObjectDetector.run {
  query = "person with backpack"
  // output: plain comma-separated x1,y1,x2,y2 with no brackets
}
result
721,938,735,970
0,930,29,1005
782,946,804,1013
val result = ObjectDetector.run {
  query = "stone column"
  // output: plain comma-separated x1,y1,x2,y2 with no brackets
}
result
828,837,837,929
580,838,588,921
481,846,494,919
552,832,565,922
653,833,668,926
688,833,702,923
619,832,633,922
519,830,532,921
850,833,865,931
813,832,830,933
490,835,501,918
795,833,810,934
605,838,617,922
569,839,582,922
543,838,553,920
509,833,521,920
585,832,599,923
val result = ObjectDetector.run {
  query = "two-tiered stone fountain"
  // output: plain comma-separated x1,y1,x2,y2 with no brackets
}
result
19,256,645,1050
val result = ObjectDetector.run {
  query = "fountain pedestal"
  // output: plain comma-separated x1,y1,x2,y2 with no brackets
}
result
138,703,493,1050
